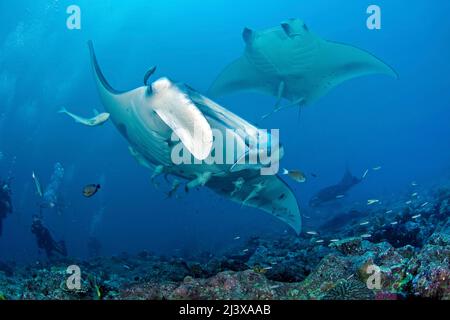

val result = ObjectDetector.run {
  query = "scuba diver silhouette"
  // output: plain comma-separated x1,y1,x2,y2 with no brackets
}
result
0,179,12,237
31,214,67,259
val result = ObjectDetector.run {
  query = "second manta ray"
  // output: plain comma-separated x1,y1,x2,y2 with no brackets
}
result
87,41,301,234
209,18,398,116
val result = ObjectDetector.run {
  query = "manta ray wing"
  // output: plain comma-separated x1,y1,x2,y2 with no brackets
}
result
88,41,174,166
208,56,274,98
324,40,399,80
303,40,398,103
207,171,301,234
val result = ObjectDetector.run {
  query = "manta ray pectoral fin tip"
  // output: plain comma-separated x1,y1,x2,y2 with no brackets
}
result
391,67,400,79
381,64,399,80
87,39,123,95
366,49,399,80
379,59,398,79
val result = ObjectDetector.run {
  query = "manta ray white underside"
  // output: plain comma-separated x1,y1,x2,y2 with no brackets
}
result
87,41,302,234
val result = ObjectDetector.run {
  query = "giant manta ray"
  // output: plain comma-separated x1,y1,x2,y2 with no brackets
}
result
87,41,301,234
209,18,398,116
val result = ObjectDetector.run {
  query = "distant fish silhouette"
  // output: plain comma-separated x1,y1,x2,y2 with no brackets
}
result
309,168,363,207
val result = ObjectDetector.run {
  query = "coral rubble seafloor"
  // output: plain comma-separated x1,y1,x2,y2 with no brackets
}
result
0,184,449,300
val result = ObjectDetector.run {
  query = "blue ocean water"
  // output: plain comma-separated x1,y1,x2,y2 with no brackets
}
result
0,0,449,263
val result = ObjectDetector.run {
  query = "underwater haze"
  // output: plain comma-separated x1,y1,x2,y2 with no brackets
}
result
0,0,449,273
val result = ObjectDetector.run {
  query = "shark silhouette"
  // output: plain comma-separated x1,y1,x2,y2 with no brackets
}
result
309,169,362,207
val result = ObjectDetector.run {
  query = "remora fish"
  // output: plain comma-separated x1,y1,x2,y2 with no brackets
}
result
87,41,301,234
59,107,110,127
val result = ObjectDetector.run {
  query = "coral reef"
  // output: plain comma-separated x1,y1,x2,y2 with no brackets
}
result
0,182,449,300
322,279,374,300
